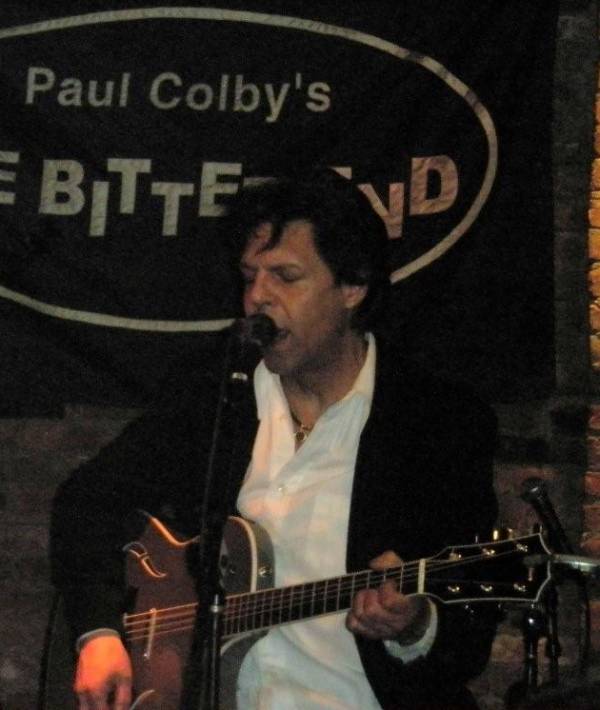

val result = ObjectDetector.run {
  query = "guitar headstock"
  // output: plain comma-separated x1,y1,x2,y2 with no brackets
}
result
424,532,551,605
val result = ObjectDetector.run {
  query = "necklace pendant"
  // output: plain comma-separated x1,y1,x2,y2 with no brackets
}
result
294,426,310,445
290,408,313,445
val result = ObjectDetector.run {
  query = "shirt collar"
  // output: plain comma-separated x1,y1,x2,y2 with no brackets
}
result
254,333,376,419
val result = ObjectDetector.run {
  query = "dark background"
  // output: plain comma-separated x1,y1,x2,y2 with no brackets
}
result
0,1,558,412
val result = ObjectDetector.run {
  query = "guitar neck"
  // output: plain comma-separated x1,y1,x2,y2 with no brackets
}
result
223,565,414,638
221,533,550,637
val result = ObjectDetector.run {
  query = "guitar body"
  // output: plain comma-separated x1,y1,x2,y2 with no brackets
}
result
41,513,274,710
125,513,274,710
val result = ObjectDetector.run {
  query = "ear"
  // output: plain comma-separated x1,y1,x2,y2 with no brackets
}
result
340,283,368,311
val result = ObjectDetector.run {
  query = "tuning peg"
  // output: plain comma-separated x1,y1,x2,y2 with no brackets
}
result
492,527,516,541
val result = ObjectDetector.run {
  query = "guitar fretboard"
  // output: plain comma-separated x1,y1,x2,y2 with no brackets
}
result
223,566,411,637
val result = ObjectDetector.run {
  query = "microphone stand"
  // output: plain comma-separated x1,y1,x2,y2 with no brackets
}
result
179,315,276,710
521,477,591,678
544,584,561,686
507,478,591,708
505,596,548,709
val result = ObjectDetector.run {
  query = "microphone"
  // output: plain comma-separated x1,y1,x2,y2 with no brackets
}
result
232,313,278,349
521,477,573,554
223,314,278,396
524,554,600,579
520,478,591,679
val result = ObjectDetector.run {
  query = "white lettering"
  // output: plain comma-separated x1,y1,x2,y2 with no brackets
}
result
88,79,115,108
218,74,229,111
152,182,195,236
410,156,458,215
186,82,214,111
331,166,353,179
199,162,241,217
107,158,152,213
25,66,55,104
264,83,290,123
233,75,260,113
306,82,331,112
39,159,85,215
119,73,131,107
359,182,405,239
90,180,109,237
0,151,19,205
58,78,83,107
85,75,130,108
243,176,271,188
149,72,182,110
26,158,453,239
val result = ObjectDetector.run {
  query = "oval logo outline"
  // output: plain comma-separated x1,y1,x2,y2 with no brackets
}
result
0,7,497,331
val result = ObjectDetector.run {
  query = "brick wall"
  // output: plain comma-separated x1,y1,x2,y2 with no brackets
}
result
0,407,138,708
0,4,598,709
472,3,599,706
583,0,600,667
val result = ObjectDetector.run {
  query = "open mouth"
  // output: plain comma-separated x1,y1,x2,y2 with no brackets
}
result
272,328,289,345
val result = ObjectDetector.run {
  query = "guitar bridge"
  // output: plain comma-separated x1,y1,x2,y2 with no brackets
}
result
143,607,158,661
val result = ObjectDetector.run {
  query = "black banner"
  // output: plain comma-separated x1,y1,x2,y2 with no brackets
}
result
0,1,558,413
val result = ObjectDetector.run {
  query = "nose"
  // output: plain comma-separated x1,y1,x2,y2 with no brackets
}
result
244,272,273,314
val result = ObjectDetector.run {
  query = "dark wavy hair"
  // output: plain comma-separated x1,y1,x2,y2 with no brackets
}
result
223,168,391,331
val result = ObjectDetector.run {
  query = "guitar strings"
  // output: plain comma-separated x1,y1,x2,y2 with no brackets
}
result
123,547,537,643
124,547,528,632
123,547,523,634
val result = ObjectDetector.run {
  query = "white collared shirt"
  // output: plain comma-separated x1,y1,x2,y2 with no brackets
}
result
235,335,436,710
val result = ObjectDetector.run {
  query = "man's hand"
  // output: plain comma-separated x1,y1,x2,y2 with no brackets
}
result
346,550,429,642
75,635,132,710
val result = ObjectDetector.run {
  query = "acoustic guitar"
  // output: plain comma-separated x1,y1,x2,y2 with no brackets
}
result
41,512,551,709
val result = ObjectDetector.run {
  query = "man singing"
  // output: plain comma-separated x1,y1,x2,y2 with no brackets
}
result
51,169,498,709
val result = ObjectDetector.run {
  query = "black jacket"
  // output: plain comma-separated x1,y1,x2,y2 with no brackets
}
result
50,336,498,709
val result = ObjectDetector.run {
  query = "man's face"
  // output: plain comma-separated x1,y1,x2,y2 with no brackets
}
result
239,220,366,378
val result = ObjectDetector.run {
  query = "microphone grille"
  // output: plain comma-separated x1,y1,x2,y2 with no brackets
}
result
520,476,546,502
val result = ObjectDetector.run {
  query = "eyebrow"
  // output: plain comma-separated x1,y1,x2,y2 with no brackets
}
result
239,260,303,273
